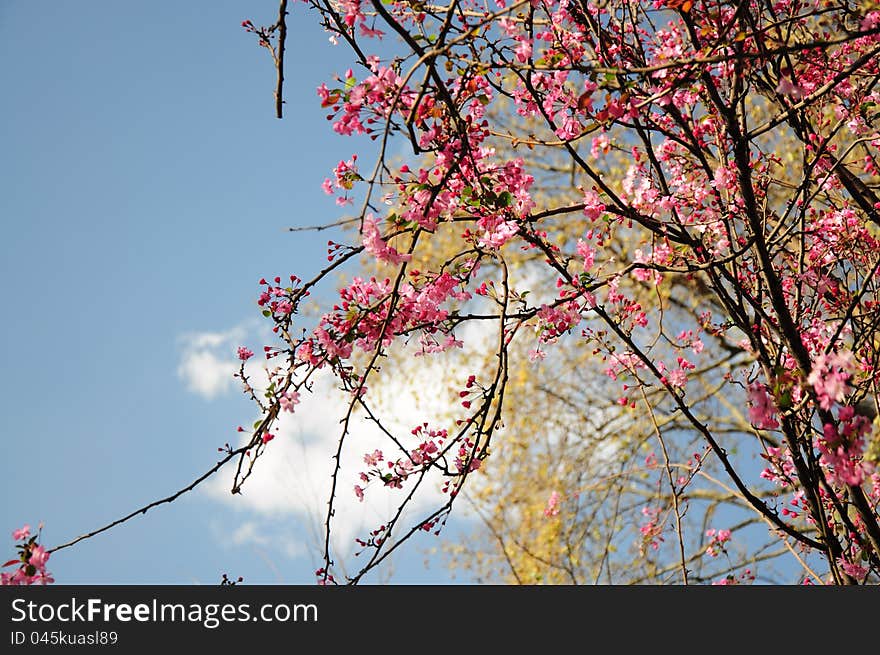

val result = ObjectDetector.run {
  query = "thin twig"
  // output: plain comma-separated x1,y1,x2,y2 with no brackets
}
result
49,446,250,554
286,216,359,233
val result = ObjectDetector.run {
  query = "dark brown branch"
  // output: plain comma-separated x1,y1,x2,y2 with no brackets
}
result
275,0,288,118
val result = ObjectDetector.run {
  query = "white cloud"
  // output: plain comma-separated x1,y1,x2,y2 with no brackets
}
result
229,521,270,548
176,325,257,400
203,365,453,553
225,520,308,559
177,350,237,399
205,518,309,584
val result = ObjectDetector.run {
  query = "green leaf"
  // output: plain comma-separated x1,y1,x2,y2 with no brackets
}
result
778,390,792,411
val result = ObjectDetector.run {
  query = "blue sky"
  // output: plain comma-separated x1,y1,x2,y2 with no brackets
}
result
0,0,464,584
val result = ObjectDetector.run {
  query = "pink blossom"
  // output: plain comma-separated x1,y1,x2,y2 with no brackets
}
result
775,76,805,99
862,11,880,31
477,218,519,249
12,525,30,541
711,165,737,191
839,558,868,581
712,569,755,585
30,571,54,585
340,0,364,28
582,190,605,220
638,506,665,553
528,349,546,362
279,390,300,413
604,350,647,380
576,238,595,271
555,115,582,140
514,37,532,63
315,568,336,585
332,156,359,190
817,420,871,486
705,528,732,557
536,302,582,342
2,534,53,586
29,545,49,569
632,249,657,283
747,382,780,430
667,368,688,389
497,16,518,38
237,347,254,361
363,449,383,466
361,215,412,265
591,134,610,158
443,334,463,350
807,351,854,410
543,491,561,517
359,23,384,39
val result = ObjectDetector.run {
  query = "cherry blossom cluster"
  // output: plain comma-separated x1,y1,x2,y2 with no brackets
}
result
704,529,732,558
356,425,447,497
198,0,880,584
1,525,53,586
214,0,880,585
639,506,665,556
